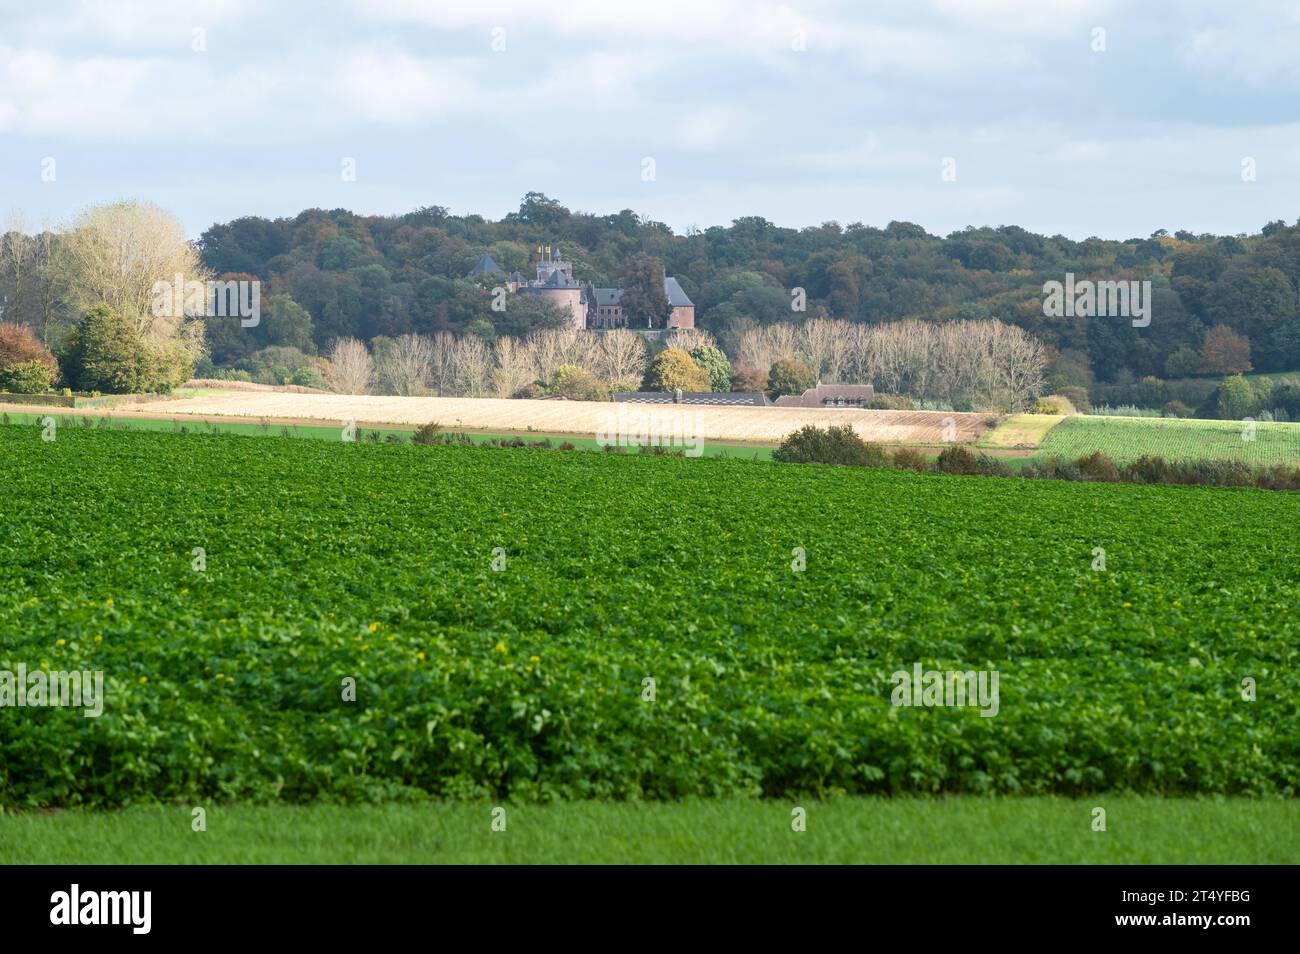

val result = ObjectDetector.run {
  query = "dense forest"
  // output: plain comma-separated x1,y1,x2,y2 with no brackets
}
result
5,192,1300,411
190,193,1300,387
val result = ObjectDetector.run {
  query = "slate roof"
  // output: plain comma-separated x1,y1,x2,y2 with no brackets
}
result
590,277,692,308
613,391,768,406
664,276,693,307
466,253,503,277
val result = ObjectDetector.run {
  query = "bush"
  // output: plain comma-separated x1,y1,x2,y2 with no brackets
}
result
891,447,930,471
513,382,546,399
549,364,608,402
767,357,815,398
0,323,59,391
411,421,444,445
0,359,56,394
730,364,769,393
868,394,917,411
773,424,886,467
1056,386,1091,413
1163,400,1193,418
291,365,328,389
935,445,981,475
1074,451,1120,482
1122,455,1173,484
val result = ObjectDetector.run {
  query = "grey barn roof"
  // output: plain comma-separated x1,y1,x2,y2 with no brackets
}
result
613,391,768,406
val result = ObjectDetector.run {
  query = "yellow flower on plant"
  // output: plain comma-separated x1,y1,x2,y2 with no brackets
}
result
529,655,540,663
94,635,102,642
367,622,380,633
55,639,65,646
416,652,426,661
494,641,507,654
138,676,147,684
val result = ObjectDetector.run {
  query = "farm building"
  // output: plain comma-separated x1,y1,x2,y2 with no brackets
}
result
773,383,876,408
613,390,769,406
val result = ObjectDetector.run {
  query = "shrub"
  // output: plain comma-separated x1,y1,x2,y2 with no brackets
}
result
0,359,56,394
891,447,930,471
0,323,59,390
549,364,608,401
976,454,1011,477
935,445,981,475
291,364,328,389
1056,386,1090,413
1163,400,1193,418
412,421,444,445
767,357,815,398
730,364,770,393
1121,455,1173,484
513,382,546,399
1074,451,1120,482
868,394,917,411
644,348,711,392
773,424,886,467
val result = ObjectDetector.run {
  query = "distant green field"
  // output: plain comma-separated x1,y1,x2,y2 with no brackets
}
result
0,410,774,460
1,798,1293,864
1039,415,1300,466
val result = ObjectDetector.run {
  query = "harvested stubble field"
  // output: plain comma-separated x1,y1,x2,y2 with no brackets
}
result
130,391,992,445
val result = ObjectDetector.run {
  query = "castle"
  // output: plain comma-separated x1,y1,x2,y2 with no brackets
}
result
467,245,695,331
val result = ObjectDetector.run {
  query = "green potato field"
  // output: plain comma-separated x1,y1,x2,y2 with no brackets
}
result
0,423,1297,808
1038,415,1300,466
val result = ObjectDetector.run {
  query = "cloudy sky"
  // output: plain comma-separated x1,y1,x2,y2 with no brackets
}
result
3,0,1300,239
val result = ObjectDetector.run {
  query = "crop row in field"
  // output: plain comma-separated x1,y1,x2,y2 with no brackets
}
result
0,424,1297,806
1038,415,1300,466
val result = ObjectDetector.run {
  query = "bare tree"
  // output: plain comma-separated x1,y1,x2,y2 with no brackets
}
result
798,318,852,383
492,336,537,397
595,329,649,387
428,331,459,396
324,338,374,394
53,201,208,342
377,333,433,396
662,327,715,353
454,335,493,397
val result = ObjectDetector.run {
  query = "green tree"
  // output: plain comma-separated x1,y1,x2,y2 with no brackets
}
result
688,344,732,391
1216,374,1257,419
643,348,711,392
263,294,315,351
1164,346,1201,378
619,253,670,329
60,305,150,393
768,357,815,397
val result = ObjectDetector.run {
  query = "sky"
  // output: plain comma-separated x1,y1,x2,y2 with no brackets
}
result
3,0,1300,240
